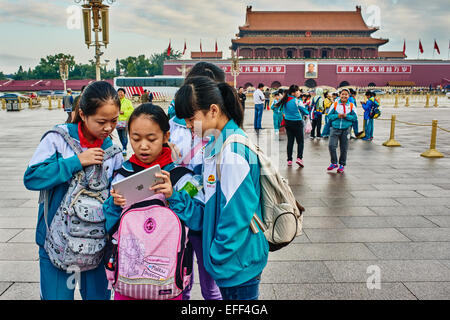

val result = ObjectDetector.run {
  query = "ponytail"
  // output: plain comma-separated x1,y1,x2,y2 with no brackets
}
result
217,82,243,128
175,76,243,128
276,84,299,107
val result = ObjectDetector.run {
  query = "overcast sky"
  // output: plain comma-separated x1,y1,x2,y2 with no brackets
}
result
0,0,449,74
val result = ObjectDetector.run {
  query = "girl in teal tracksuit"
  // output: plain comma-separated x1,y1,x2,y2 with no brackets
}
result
23,81,124,300
152,76,269,300
326,89,357,173
270,90,283,135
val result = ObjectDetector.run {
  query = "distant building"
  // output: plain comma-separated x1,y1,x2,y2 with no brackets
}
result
231,5,397,60
164,6,449,89
191,51,223,60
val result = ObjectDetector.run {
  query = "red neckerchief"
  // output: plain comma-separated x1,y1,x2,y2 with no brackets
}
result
129,147,173,169
78,122,103,148
342,102,347,114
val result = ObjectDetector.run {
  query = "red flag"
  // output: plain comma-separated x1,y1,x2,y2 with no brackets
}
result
215,40,218,53
434,40,440,54
182,40,187,55
200,40,202,53
419,40,424,54
167,40,171,57
402,40,406,55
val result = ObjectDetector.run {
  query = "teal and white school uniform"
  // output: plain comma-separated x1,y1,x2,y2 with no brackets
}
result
167,99,176,120
271,99,283,131
168,119,269,290
169,116,207,175
23,123,123,300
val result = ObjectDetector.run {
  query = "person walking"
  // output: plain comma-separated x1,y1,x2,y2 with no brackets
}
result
361,91,377,141
277,85,309,167
326,89,357,174
310,87,325,139
141,89,149,103
117,88,135,157
264,88,271,110
63,88,74,122
238,87,246,111
253,83,265,131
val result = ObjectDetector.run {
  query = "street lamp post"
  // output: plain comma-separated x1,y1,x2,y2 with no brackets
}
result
230,50,240,89
59,58,69,92
76,0,115,80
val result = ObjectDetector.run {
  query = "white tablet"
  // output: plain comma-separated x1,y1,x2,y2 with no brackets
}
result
112,164,162,206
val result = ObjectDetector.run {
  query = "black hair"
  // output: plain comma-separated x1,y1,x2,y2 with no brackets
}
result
340,88,350,95
174,76,243,128
258,83,264,89
117,88,126,94
73,81,120,123
127,103,170,134
365,90,373,97
186,62,226,83
276,84,300,107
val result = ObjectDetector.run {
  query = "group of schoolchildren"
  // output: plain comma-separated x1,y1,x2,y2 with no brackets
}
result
24,62,268,300
269,86,380,173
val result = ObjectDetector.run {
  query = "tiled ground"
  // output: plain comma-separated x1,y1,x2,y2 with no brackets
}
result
1,97,449,300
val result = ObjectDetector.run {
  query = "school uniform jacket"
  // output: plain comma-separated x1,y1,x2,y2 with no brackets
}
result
167,119,269,288
23,123,124,247
282,95,309,121
327,100,358,130
169,116,207,175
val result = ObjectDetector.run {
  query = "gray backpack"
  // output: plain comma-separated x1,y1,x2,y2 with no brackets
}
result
216,134,305,252
39,126,121,272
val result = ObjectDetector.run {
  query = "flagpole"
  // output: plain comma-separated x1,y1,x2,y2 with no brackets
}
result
417,39,420,60
433,39,435,60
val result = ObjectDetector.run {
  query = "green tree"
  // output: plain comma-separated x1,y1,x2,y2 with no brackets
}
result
119,55,152,77
33,53,75,79
148,50,182,76
13,65,27,80
0,71,6,80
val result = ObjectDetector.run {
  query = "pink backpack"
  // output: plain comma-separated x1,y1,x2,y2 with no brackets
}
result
105,193,193,300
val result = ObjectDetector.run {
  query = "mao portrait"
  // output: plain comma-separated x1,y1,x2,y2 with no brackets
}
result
305,62,318,78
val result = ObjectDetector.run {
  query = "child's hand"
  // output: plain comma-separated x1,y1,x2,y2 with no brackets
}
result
150,170,173,199
168,142,181,163
111,189,126,207
78,148,104,167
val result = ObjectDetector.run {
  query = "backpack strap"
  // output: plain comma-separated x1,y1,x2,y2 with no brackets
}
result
216,134,257,181
41,126,83,155
215,134,266,235
169,166,194,187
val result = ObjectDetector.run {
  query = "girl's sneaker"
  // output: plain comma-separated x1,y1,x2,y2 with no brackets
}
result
296,158,304,167
287,160,293,166
337,165,345,173
327,163,338,171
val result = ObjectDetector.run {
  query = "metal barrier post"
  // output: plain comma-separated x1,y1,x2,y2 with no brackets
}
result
421,120,444,158
425,94,430,108
382,115,401,147
405,96,410,107
394,94,399,108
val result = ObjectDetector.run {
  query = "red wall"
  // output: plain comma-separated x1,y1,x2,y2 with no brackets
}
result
164,60,450,88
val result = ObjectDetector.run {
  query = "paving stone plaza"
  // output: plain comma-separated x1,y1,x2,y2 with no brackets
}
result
0,98,450,300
